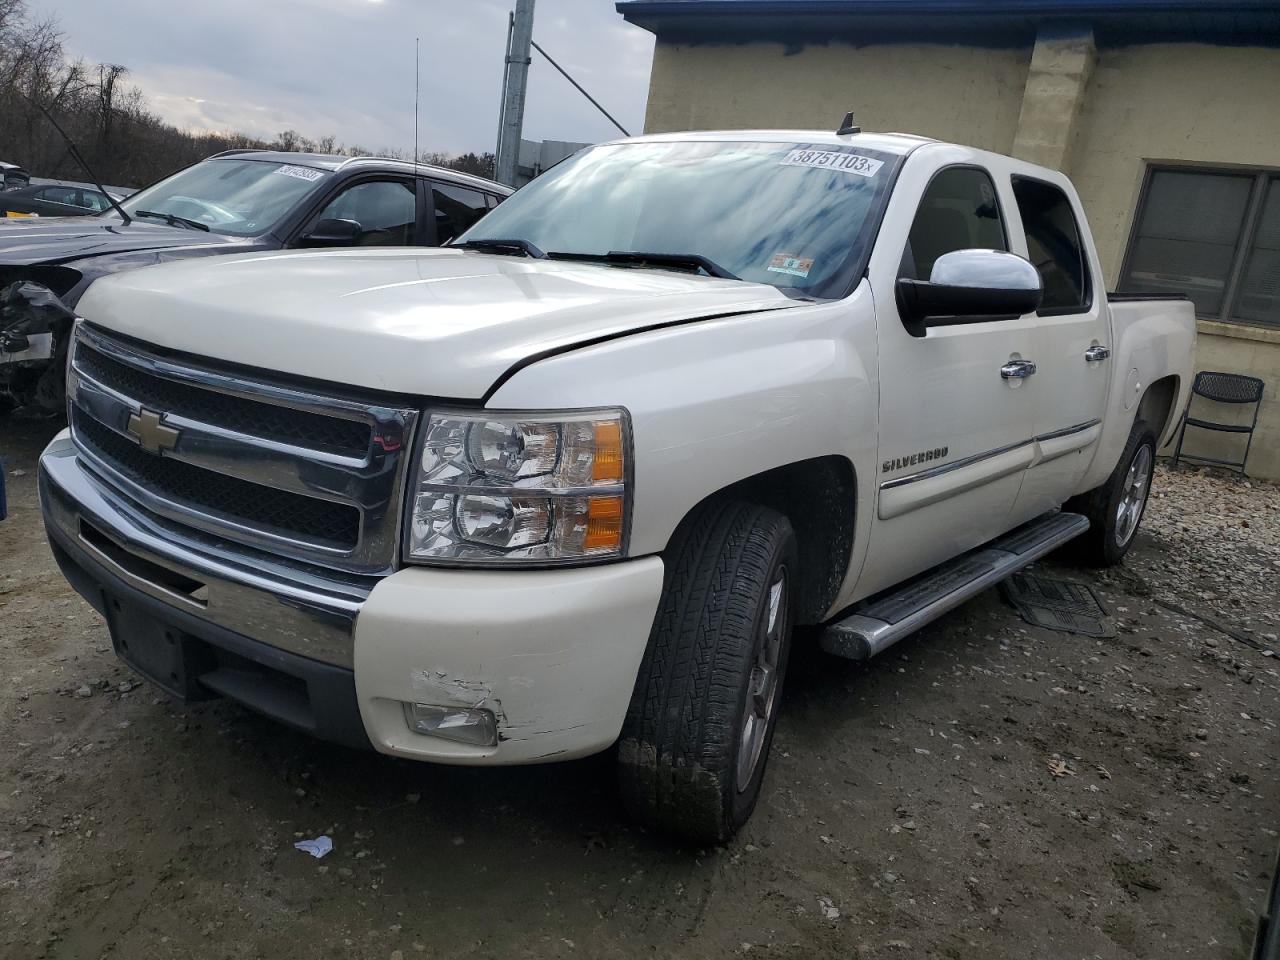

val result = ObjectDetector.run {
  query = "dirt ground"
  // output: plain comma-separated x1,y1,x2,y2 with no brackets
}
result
2,417,1278,960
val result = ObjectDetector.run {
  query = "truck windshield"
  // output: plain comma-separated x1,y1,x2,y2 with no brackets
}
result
112,158,331,236
458,139,901,298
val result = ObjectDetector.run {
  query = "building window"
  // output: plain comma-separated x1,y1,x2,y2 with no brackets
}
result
1119,166,1280,328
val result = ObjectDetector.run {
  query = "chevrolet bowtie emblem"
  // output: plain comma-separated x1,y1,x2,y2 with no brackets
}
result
126,407,180,454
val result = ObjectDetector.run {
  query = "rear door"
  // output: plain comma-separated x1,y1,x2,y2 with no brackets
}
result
1006,175,1111,522
860,152,1039,598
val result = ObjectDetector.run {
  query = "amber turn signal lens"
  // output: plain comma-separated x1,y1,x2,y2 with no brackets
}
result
584,496,624,552
592,420,625,484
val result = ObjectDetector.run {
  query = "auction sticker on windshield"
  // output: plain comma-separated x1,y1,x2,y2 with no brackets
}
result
780,149,883,178
276,165,325,182
767,253,814,278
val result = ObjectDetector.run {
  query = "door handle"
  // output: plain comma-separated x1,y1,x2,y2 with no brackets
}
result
1084,345,1111,362
1000,359,1037,380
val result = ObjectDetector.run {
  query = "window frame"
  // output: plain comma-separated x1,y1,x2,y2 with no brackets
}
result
40,185,80,206
289,172,425,247
898,162,1012,282
1010,174,1094,319
427,179,493,247
1118,162,1279,329
894,163,1026,333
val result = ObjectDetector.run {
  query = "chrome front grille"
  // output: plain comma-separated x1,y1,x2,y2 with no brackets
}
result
67,323,419,575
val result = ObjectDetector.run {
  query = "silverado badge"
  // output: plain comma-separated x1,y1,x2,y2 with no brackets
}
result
882,446,948,473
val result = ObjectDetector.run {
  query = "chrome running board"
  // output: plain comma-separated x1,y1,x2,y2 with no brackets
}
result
820,511,1090,661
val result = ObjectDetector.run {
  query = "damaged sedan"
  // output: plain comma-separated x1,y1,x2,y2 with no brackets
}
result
0,149,512,414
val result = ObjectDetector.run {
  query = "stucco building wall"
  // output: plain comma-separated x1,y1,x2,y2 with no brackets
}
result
644,41,1031,153
640,36,1280,479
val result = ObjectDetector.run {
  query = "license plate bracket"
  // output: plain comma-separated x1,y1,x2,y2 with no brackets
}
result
104,595,212,700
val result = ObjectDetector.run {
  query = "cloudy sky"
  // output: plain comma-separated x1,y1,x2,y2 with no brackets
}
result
28,0,655,156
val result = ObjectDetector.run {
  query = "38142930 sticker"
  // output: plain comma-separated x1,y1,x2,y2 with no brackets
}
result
276,164,325,182
767,253,814,278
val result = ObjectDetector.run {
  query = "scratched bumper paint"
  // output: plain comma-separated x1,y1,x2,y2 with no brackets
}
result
352,557,665,764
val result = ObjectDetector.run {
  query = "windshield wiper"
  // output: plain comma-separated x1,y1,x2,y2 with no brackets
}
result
454,238,546,259
548,250,739,281
135,209,210,232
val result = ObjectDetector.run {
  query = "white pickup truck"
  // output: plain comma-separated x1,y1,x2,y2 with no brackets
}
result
38,129,1195,842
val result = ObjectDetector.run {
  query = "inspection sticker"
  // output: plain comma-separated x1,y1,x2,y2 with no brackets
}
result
767,253,814,278
276,164,325,182
780,149,883,178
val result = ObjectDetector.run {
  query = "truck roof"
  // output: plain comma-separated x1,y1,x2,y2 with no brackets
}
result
602,129,937,154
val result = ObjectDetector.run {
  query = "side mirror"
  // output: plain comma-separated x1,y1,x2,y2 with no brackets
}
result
298,217,362,247
896,249,1042,337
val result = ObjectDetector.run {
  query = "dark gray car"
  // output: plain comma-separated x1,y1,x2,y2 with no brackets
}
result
0,183,125,219
0,150,512,412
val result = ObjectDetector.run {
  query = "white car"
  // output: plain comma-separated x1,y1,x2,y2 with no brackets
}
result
38,129,1194,842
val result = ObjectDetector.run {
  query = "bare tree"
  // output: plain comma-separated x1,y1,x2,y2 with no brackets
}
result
0,1,498,189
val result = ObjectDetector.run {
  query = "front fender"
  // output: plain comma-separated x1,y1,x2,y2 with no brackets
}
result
486,283,879,559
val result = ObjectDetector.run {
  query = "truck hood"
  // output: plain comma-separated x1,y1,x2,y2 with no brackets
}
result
0,215,253,266
78,248,801,398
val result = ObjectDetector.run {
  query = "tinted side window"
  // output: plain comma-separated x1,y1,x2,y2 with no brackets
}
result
315,179,416,245
433,183,489,244
81,192,111,212
42,186,79,206
903,167,1007,280
1013,178,1088,311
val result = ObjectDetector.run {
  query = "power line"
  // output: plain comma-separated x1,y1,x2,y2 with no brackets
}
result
530,39,630,138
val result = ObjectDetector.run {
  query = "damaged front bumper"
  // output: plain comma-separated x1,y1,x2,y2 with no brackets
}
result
40,430,665,764
0,330,53,363
1,280,81,410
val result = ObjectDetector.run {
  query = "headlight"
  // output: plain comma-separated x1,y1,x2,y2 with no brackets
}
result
406,408,630,565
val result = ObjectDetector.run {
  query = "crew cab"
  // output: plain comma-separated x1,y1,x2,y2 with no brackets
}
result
37,130,1195,842
0,150,511,413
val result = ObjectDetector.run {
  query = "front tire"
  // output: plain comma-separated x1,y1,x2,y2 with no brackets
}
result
1067,419,1157,567
617,500,797,844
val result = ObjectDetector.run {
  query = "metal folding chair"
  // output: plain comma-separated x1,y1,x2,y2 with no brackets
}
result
1171,371,1266,477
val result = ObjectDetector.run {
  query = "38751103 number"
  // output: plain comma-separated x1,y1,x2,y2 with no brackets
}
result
779,149,884,178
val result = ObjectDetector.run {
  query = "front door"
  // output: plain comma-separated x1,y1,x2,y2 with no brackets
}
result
860,155,1040,599
1006,175,1111,522
298,177,420,247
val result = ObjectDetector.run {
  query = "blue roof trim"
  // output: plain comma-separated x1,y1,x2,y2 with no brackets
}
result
617,0,1280,41
618,0,1280,13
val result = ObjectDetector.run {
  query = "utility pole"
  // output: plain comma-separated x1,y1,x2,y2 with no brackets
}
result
495,0,535,186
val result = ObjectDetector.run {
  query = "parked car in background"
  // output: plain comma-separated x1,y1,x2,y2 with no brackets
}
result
0,150,512,413
0,182,127,218
37,129,1195,842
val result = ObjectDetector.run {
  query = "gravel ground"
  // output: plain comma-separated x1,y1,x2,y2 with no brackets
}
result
1,418,1278,960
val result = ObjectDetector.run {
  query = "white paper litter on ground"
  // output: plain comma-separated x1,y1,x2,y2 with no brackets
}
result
293,835,333,859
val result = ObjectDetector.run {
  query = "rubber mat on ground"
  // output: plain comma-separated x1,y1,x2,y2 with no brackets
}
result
1000,572,1113,637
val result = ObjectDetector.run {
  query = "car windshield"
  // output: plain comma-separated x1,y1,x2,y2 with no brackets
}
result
458,139,901,297
113,158,331,236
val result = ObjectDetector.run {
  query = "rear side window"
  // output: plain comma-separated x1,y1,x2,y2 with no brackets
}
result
1012,177,1089,312
432,183,489,244
902,167,1007,280
81,191,111,212
41,185,79,205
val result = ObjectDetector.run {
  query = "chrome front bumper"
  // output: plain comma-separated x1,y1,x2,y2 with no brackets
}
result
39,430,372,668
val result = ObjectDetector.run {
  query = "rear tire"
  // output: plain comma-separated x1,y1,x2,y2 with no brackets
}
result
1066,419,1157,567
617,500,797,844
